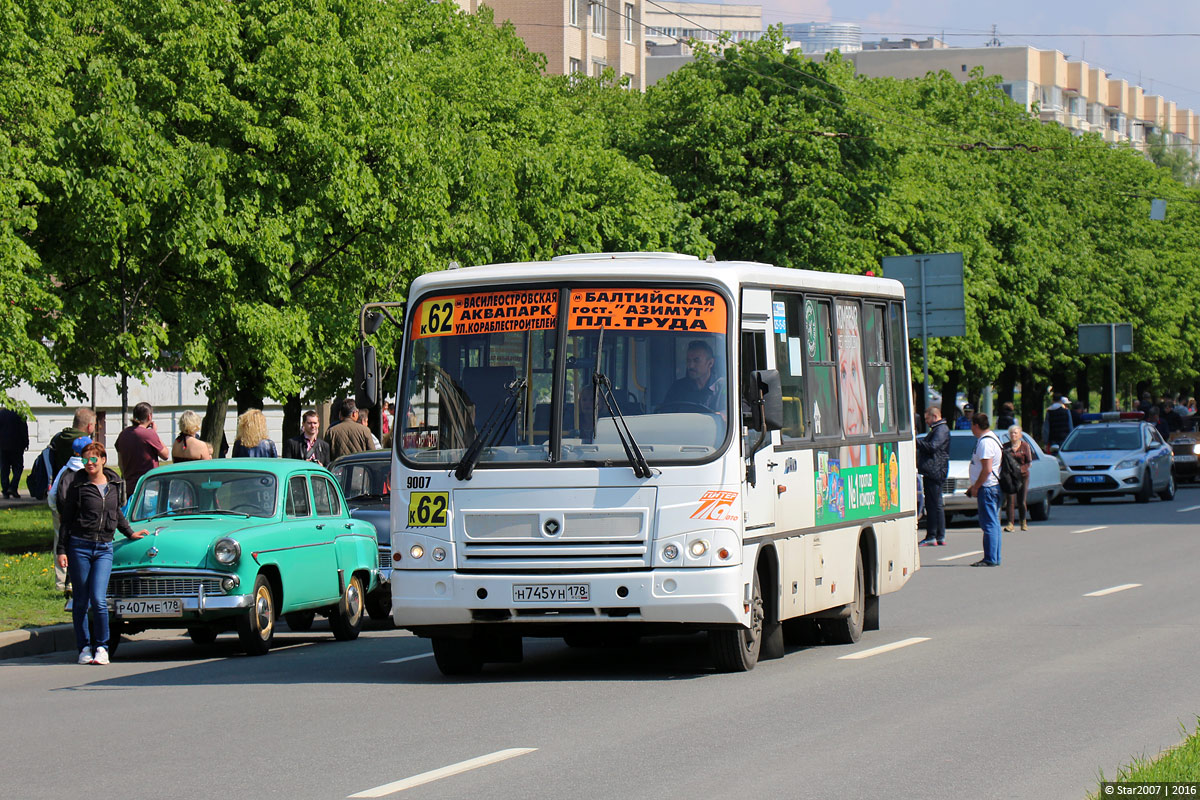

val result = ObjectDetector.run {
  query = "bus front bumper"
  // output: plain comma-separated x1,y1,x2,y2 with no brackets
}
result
390,566,750,627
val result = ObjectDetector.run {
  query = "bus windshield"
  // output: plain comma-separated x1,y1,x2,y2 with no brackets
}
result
399,285,730,468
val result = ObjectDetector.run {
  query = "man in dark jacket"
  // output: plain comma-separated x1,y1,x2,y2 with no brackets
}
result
916,405,951,546
283,410,331,466
1042,396,1073,448
0,406,29,498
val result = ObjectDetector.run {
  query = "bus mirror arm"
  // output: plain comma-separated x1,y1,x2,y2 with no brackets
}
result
744,370,783,488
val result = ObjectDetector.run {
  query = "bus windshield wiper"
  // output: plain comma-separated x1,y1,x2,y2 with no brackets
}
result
453,376,527,481
594,372,652,479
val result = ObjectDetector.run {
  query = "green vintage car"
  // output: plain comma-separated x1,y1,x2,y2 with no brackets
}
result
106,458,379,656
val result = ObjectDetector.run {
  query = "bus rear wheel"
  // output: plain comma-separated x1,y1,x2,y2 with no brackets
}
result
708,570,764,672
821,548,864,645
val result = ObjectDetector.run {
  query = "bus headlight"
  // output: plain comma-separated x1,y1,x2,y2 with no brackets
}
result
432,547,446,562
662,544,679,561
409,545,425,560
688,539,709,558
213,538,241,565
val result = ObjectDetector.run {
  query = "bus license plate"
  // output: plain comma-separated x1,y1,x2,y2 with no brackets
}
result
512,584,590,602
115,598,182,617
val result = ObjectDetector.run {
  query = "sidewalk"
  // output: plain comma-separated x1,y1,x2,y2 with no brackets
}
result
0,624,76,660
0,494,45,510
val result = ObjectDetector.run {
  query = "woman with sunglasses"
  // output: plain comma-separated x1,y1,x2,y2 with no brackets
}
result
56,442,148,665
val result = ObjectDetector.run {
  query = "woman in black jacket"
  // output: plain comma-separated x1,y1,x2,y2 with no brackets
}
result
55,442,148,665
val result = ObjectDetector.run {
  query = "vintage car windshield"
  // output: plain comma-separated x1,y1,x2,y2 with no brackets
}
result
1061,426,1142,452
399,285,729,467
130,470,279,521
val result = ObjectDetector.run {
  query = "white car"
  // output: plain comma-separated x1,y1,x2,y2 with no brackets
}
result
1054,421,1175,503
942,429,1063,522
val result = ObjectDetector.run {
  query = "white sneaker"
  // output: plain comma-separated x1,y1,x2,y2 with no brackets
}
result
92,647,109,665
77,648,93,665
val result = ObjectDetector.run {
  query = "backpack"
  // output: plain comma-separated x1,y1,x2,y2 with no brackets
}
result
998,441,1022,494
26,446,53,500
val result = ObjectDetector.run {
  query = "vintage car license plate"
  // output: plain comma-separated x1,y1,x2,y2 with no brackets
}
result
1175,454,1197,463
512,584,590,602
115,598,183,617
1075,475,1105,484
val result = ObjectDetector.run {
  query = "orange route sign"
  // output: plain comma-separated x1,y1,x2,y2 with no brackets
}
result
568,288,727,333
411,289,558,340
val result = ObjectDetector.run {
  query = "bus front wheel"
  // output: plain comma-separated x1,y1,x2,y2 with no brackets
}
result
708,571,764,672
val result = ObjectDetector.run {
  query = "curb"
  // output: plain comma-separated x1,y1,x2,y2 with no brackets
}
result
0,624,76,661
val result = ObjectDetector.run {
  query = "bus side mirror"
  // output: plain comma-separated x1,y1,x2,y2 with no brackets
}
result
752,369,784,432
354,344,378,410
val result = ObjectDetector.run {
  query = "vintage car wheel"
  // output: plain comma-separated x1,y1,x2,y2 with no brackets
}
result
236,574,276,656
365,590,392,622
330,575,364,641
284,611,316,632
188,627,219,645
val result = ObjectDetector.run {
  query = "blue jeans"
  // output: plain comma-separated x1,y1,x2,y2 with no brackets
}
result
66,537,114,651
977,484,1002,564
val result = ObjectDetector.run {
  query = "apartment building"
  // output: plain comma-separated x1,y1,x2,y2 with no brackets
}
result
850,45,1199,157
454,0,645,90
642,2,761,46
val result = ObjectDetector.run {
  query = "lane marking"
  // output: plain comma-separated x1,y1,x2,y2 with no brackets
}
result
937,550,984,562
837,637,930,660
1177,504,1200,513
1073,526,1109,534
1084,583,1142,597
349,749,537,798
382,653,435,664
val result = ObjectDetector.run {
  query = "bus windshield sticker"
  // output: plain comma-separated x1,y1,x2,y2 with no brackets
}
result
568,289,727,333
772,300,786,335
411,289,558,340
690,490,739,521
815,443,900,525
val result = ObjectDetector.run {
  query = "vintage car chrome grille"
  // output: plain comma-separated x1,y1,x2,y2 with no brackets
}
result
108,575,223,598
942,478,967,494
378,547,391,571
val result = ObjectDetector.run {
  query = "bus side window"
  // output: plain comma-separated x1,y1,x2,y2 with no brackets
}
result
864,302,894,434
805,296,840,438
773,292,808,442
889,301,912,432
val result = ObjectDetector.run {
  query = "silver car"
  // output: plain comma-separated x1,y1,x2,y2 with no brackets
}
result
942,429,1063,522
1054,421,1175,503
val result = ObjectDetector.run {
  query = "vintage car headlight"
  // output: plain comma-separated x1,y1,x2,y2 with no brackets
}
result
1115,457,1143,470
213,537,241,565
1192,444,1200,455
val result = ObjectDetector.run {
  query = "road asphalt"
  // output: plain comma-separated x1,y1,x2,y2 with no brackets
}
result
2,488,1199,800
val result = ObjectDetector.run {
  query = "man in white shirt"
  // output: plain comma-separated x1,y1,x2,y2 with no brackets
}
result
965,412,1003,566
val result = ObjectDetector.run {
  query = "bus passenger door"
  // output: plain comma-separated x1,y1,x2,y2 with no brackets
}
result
740,324,776,533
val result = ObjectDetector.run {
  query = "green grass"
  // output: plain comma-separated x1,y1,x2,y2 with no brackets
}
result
0,505,69,631
1092,720,1200,796
0,505,55,553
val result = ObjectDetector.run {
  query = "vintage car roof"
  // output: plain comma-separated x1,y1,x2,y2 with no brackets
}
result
149,457,330,474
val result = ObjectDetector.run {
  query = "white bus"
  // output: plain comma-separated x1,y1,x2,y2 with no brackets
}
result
375,252,919,675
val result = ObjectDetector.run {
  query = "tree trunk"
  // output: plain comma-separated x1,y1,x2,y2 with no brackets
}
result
940,369,962,427
1049,367,1069,405
235,386,264,414
282,393,302,443
1075,366,1091,412
201,392,230,458
1021,368,1047,442
996,365,1017,408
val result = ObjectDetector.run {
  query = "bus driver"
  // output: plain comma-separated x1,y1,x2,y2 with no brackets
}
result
663,340,725,412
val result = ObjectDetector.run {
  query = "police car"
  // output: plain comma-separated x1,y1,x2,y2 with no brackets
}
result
1053,419,1175,503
